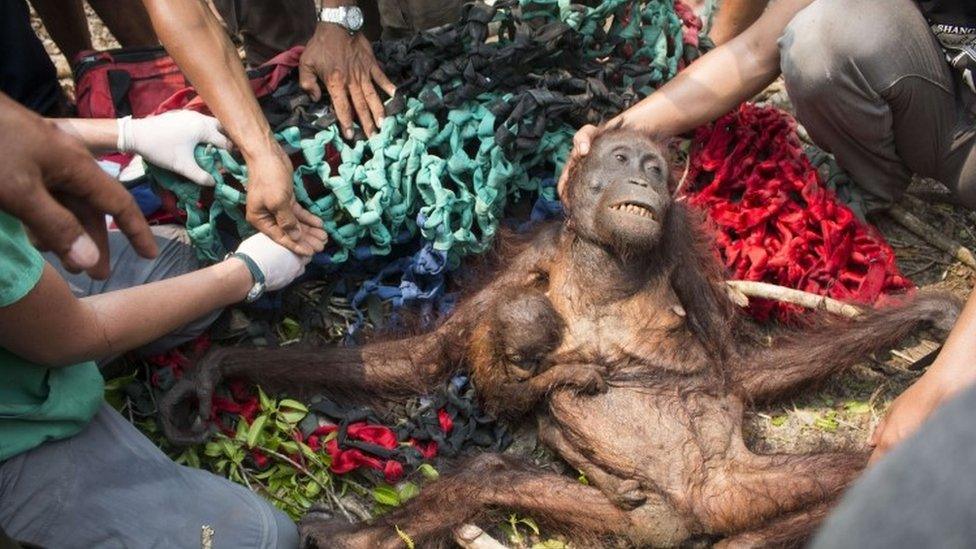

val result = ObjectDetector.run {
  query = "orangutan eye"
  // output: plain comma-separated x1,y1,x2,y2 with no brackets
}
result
615,153,628,163
648,164,663,176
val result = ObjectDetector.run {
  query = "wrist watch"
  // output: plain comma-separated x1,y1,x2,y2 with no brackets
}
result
319,5,364,33
226,252,266,303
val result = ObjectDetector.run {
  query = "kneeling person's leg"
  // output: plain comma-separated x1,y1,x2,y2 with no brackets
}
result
779,0,966,207
0,403,298,549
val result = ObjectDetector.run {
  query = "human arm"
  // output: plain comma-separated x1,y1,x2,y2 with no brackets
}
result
0,231,323,367
140,0,323,253
299,1,397,138
53,111,233,185
869,289,976,463
0,93,157,278
557,0,812,199
708,0,771,46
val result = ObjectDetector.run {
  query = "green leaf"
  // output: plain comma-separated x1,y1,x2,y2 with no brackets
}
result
235,418,250,442
279,410,308,425
280,317,302,341
397,482,420,502
417,463,439,480
532,541,569,549
104,371,138,391
577,469,589,485
518,516,540,535
279,440,300,454
247,415,270,448
814,411,839,432
505,514,522,544
278,399,308,413
204,441,223,457
178,447,201,469
844,400,872,414
219,437,236,457
372,485,401,507
305,480,322,498
299,441,319,461
294,492,313,509
258,387,274,412
395,525,415,549
770,415,788,427
103,371,138,409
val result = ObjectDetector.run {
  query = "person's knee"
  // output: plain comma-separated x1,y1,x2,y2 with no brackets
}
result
780,0,920,100
780,0,858,101
181,467,300,548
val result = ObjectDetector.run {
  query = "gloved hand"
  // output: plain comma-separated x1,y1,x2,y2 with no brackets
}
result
118,110,233,187
233,231,326,291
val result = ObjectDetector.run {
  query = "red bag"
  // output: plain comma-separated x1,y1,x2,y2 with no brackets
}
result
74,45,305,119
153,47,304,115
73,46,188,119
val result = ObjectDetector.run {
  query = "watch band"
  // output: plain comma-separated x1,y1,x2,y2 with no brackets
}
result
319,5,363,32
319,6,346,24
226,252,266,302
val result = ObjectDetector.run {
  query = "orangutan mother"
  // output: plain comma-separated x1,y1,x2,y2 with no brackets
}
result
162,129,960,548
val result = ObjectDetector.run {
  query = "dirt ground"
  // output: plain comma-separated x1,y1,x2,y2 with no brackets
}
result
30,2,976,543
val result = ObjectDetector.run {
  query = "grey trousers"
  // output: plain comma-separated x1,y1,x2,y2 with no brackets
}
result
811,382,976,548
0,404,299,548
45,230,221,363
779,0,976,209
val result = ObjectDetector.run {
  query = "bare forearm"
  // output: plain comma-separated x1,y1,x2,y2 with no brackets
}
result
79,259,252,361
141,0,277,160
0,260,250,366
612,0,810,137
51,118,118,152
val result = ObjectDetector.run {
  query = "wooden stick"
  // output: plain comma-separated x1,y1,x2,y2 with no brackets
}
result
887,204,976,270
725,280,863,318
454,524,508,549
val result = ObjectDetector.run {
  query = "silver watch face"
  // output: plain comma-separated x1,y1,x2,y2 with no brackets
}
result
345,6,364,31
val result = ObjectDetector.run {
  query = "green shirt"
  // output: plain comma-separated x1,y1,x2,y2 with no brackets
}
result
0,211,103,461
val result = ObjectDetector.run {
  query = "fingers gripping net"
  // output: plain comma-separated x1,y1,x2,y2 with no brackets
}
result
151,0,701,268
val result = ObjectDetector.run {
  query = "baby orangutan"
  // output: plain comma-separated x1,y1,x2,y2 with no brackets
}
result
161,130,961,548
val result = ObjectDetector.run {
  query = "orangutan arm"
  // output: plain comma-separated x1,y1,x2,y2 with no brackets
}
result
160,225,562,445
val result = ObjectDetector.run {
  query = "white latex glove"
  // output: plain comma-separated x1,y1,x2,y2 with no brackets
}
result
234,232,312,291
118,110,233,187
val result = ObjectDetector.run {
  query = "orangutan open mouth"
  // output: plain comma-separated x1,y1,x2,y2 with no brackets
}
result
610,201,656,220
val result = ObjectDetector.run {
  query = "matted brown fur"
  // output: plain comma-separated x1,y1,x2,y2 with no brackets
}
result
160,130,962,548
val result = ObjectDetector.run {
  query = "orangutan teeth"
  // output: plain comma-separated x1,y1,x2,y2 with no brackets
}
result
612,203,654,219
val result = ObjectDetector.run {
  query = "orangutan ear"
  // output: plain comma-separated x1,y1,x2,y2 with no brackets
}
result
660,137,684,197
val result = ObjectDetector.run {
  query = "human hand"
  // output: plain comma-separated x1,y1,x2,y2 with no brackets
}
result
233,230,325,291
557,124,602,204
244,146,326,255
0,93,157,279
118,110,233,186
868,369,964,464
299,22,397,138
